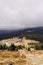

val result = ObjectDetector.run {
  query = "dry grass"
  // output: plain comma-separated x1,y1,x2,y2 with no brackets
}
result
0,50,43,65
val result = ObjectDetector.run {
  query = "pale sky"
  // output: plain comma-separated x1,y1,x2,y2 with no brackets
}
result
0,0,43,29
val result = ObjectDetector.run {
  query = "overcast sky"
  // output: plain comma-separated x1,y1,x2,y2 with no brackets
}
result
0,0,43,29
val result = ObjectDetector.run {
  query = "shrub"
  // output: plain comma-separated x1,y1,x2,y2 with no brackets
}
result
17,45,24,49
0,44,7,50
28,47,30,51
0,44,3,50
8,43,16,51
2,44,7,50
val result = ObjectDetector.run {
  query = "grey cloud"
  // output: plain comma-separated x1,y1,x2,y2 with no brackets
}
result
0,0,43,29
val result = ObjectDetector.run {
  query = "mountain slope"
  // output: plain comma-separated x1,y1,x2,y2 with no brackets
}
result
0,27,43,42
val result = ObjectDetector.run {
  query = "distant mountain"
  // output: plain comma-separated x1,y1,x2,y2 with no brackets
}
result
24,27,43,34
0,27,43,42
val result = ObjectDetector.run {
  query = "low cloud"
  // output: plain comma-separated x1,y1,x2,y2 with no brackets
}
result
0,0,43,29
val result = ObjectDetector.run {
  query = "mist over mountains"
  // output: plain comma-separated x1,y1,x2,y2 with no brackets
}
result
0,26,43,42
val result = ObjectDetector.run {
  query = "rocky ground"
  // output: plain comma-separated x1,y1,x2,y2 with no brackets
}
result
0,50,43,65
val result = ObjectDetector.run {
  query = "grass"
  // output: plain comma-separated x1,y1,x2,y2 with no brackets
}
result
0,50,43,65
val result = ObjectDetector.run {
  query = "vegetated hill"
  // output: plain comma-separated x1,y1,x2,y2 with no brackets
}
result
0,27,43,42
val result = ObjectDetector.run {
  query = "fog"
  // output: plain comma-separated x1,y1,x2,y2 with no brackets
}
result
0,0,43,29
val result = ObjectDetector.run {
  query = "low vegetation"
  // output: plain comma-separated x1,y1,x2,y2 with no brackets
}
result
19,33,43,43
0,43,24,51
28,43,43,50
0,42,43,51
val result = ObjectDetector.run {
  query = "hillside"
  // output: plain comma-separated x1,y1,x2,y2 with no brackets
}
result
0,27,43,42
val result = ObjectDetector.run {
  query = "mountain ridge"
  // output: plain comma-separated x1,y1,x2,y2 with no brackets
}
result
0,26,43,42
